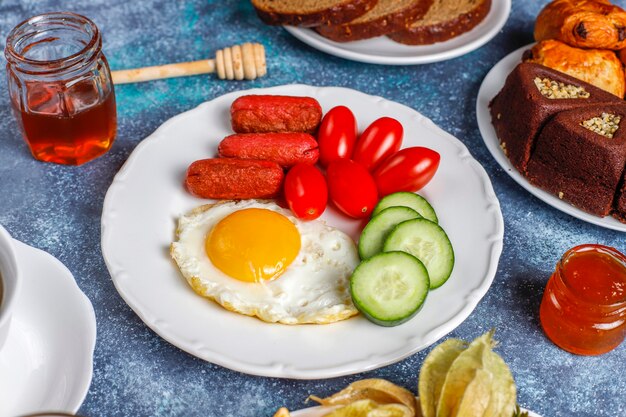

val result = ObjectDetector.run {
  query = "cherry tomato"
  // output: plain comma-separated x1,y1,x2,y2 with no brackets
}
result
327,159,378,219
284,163,328,220
352,117,403,171
317,106,357,167
373,147,440,197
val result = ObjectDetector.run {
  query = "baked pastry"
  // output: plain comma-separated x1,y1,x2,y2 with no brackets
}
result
489,62,620,174
315,0,433,42
619,47,626,66
526,104,626,217
535,0,626,50
387,0,491,45
251,0,379,27
524,39,625,97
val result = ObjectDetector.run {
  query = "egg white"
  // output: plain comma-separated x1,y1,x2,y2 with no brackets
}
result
170,200,359,324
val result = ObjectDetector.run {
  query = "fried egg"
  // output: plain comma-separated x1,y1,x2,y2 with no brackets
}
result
170,200,359,324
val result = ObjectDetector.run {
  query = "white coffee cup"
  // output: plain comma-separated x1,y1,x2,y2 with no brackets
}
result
0,224,20,350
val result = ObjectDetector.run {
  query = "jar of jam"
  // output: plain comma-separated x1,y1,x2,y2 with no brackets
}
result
540,244,626,355
5,12,116,165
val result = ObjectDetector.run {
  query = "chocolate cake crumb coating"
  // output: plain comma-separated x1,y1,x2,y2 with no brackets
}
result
489,62,621,174
526,104,626,217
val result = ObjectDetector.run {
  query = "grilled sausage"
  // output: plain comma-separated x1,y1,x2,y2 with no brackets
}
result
230,95,323,134
185,158,284,199
218,133,319,167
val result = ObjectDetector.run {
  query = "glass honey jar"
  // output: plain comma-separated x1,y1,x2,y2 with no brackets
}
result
5,12,116,165
540,244,626,355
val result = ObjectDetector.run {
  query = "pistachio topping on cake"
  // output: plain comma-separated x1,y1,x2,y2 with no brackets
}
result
581,113,622,138
534,77,591,99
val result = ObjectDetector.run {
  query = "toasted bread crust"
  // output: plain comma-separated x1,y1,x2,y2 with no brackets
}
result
315,0,434,42
252,0,379,27
388,0,491,45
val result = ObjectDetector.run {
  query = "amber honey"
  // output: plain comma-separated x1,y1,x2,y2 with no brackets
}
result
13,85,116,165
5,12,116,165
540,244,626,355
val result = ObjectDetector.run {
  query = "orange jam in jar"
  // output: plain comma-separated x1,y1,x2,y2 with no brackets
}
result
540,244,626,355
5,12,116,165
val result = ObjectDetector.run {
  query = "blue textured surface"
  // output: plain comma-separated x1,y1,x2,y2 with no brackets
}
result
0,1,625,416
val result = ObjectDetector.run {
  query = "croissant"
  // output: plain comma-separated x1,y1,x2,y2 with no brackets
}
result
619,47,626,65
524,39,625,97
535,0,626,50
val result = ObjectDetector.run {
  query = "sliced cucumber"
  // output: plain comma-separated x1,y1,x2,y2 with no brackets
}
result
384,218,454,289
373,192,438,223
358,207,421,260
351,251,430,327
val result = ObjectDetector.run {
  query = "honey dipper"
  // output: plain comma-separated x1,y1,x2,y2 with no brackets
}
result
111,42,266,84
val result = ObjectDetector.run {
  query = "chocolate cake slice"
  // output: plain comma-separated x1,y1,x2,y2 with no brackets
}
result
614,181,626,223
489,62,621,174
526,104,626,217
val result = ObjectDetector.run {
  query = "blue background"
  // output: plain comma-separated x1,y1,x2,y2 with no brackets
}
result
1,1,625,416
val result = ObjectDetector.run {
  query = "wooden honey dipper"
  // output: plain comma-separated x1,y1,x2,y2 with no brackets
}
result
111,42,266,84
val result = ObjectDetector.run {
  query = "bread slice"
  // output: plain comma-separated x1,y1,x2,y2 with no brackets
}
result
252,0,379,27
388,0,491,45
315,0,433,42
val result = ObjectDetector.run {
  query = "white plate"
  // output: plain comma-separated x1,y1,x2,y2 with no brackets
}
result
101,84,503,379
476,44,626,232
291,405,541,417
283,0,511,65
0,240,96,417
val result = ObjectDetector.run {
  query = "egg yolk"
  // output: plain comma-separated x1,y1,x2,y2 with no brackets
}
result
206,208,301,283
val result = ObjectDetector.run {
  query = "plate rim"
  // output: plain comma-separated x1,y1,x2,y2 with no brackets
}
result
283,0,511,65
101,84,504,379
8,240,96,414
476,43,626,232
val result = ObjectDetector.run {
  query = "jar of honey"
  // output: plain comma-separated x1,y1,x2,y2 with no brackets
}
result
5,12,116,165
540,244,626,355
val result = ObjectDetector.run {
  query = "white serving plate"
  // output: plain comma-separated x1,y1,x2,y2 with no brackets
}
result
476,44,626,232
0,240,96,417
101,84,504,379
291,405,541,417
283,0,511,65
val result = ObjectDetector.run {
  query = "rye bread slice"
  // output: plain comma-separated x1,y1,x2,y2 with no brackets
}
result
315,0,434,42
388,0,491,45
252,0,379,27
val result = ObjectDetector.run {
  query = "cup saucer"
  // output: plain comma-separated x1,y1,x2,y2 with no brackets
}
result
0,240,96,417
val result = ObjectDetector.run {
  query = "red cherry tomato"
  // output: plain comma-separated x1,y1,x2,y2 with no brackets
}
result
327,160,378,219
352,117,403,171
373,147,441,197
317,106,357,167
284,163,328,220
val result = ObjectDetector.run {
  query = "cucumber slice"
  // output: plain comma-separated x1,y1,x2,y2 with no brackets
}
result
351,251,430,327
373,192,438,223
384,218,454,289
358,207,421,260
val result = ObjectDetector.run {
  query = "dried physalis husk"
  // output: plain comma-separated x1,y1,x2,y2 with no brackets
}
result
323,399,413,417
309,378,418,417
481,342,516,417
419,330,517,417
435,332,494,417
418,339,467,417
273,407,291,417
